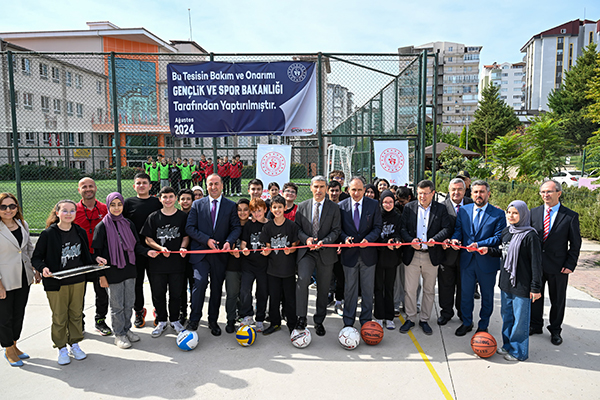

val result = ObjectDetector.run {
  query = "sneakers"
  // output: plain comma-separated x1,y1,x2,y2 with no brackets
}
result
115,335,132,349
386,320,396,330
504,353,519,362
496,347,508,356
335,301,344,317
241,316,255,326
57,347,70,365
69,343,87,360
263,324,281,335
171,320,185,334
95,318,112,336
134,308,147,328
375,319,384,328
399,320,415,334
126,330,140,343
152,321,169,338
255,321,265,332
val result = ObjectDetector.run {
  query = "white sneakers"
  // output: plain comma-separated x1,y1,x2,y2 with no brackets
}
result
152,321,169,338
241,316,255,326
255,321,264,332
69,343,86,360
171,321,185,334
115,335,132,349
386,320,396,330
375,319,384,328
57,347,70,365
126,330,140,342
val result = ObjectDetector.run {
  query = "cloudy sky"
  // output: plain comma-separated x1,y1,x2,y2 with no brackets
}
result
2,1,599,66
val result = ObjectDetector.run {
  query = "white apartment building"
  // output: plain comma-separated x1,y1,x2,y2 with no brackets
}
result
480,62,525,110
325,83,354,132
400,42,482,134
521,19,598,112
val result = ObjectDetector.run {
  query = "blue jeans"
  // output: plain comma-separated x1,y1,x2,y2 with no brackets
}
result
500,291,531,361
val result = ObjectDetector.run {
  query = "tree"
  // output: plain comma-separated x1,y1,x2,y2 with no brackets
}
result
438,146,465,175
489,132,521,180
459,126,467,149
548,43,599,150
469,82,521,155
518,114,569,179
425,124,459,147
584,51,600,174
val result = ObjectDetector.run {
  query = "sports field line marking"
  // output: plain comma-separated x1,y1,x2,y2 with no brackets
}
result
398,315,454,400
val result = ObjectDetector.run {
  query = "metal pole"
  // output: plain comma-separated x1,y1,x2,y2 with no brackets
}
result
420,50,428,181
416,54,422,182
110,52,122,193
317,53,324,176
394,76,398,135
431,52,438,188
210,53,218,173
7,51,23,207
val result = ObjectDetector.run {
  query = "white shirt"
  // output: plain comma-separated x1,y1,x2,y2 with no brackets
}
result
312,199,324,223
450,199,464,215
543,202,561,232
351,198,363,219
417,202,431,249
208,194,223,227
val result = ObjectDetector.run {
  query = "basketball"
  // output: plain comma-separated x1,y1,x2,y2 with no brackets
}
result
338,326,361,350
176,330,199,351
290,328,312,348
470,332,497,358
361,321,384,345
236,325,256,347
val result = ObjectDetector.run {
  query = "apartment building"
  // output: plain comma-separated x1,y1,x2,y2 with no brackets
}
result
521,19,598,111
480,62,525,110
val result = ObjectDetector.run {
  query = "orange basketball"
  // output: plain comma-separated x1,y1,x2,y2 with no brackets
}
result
361,321,384,345
470,332,497,358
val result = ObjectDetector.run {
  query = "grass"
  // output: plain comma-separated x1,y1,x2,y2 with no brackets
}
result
2,178,314,234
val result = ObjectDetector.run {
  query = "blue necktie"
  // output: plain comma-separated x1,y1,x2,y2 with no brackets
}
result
474,208,481,232
353,203,360,232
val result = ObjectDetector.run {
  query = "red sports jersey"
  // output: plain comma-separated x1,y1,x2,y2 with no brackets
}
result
205,163,214,175
229,161,243,178
74,200,108,254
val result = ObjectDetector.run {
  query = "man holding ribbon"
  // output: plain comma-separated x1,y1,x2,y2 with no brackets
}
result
185,174,241,336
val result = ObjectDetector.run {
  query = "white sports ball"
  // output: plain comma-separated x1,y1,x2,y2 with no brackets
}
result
338,326,361,350
177,330,199,351
290,328,312,348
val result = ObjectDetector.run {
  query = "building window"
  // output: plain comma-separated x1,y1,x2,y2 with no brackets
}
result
66,101,74,116
25,132,35,145
513,103,521,107
21,58,30,75
96,81,102,94
96,108,103,123
448,57,453,62
39,63,48,79
502,73,508,77
501,88,508,92
76,103,83,117
53,99,61,114
501,80,508,84
75,74,82,89
66,71,72,87
52,67,60,83
12,90,19,108
100,160,106,169
557,37,563,44
41,96,50,112
23,93,33,109
448,46,453,51
513,87,521,91
68,133,76,146
183,138,192,147
78,133,85,146
98,135,105,147
447,67,452,72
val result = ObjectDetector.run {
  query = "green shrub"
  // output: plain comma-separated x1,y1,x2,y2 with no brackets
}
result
242,164,255,179
290,163,308,179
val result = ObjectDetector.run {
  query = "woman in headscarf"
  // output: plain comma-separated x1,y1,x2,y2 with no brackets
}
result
373,190,402,330
480,200,542,361
92,192,157,349
364,184,379,200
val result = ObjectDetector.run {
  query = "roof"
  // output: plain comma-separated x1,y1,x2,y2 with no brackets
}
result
424,142,480,158
520,19,598,52
169,40,209,54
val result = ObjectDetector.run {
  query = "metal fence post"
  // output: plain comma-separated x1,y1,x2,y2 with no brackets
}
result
7,51,23,207
419,49,428,182
110,52,122,193
210,53,218,171
317,52,323,175
431,52,438,187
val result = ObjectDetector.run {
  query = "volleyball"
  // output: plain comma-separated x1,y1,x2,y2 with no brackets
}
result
176,330,199,351
236,325,256,347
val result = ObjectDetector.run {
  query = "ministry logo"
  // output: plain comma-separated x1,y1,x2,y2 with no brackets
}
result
260,152,286,177
287,63,307,83
379,148,404,173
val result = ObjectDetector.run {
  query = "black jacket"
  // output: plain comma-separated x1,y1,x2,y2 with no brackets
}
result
32,224,93,291
442,196,473,266
377,208,402,268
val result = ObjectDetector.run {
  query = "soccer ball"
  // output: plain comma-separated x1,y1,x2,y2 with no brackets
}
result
176,330,199,351
236,325,256,347
290,328,312,348
338,326,361,350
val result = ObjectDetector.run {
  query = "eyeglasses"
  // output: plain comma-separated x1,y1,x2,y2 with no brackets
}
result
60,210,77,214
332,176,344,181
284,190,297,194
0,204,18,211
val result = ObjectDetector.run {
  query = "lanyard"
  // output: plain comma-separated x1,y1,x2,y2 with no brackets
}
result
82,201,101,234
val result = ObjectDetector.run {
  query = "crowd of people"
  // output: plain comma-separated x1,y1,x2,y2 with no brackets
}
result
0,167,581,367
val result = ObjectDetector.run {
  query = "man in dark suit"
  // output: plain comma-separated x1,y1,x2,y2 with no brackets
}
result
338,176,382,327
530,179,581,345
295,176,341,336
185,173,241,335
399,180,451,335
437,178,473,326
448,180,506,336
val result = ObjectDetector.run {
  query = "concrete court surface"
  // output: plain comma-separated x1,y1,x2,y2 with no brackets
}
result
2,277,599,400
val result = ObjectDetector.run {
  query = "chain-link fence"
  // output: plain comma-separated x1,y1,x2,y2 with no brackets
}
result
1,51,432,233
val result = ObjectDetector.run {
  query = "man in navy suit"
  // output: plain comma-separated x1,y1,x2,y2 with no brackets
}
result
338,176,382,327
530,179,581,345
186,173,241,335
447,180,506,336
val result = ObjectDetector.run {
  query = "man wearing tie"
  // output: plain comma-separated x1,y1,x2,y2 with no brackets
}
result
437,178,473,325
186,174,241,335
448,180,506,336
295,176,341,336
399,180,451,335
530,180,581,345
338,177,382,327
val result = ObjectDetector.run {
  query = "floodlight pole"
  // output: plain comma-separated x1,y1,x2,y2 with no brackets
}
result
7,51,23,207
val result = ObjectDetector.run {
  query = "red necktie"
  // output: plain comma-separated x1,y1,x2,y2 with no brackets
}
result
543,208,551,241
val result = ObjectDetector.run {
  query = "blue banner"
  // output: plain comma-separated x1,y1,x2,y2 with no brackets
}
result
167,61,316,137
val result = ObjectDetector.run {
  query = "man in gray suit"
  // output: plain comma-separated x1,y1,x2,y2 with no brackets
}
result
295,176,341,336
437,178,473,325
